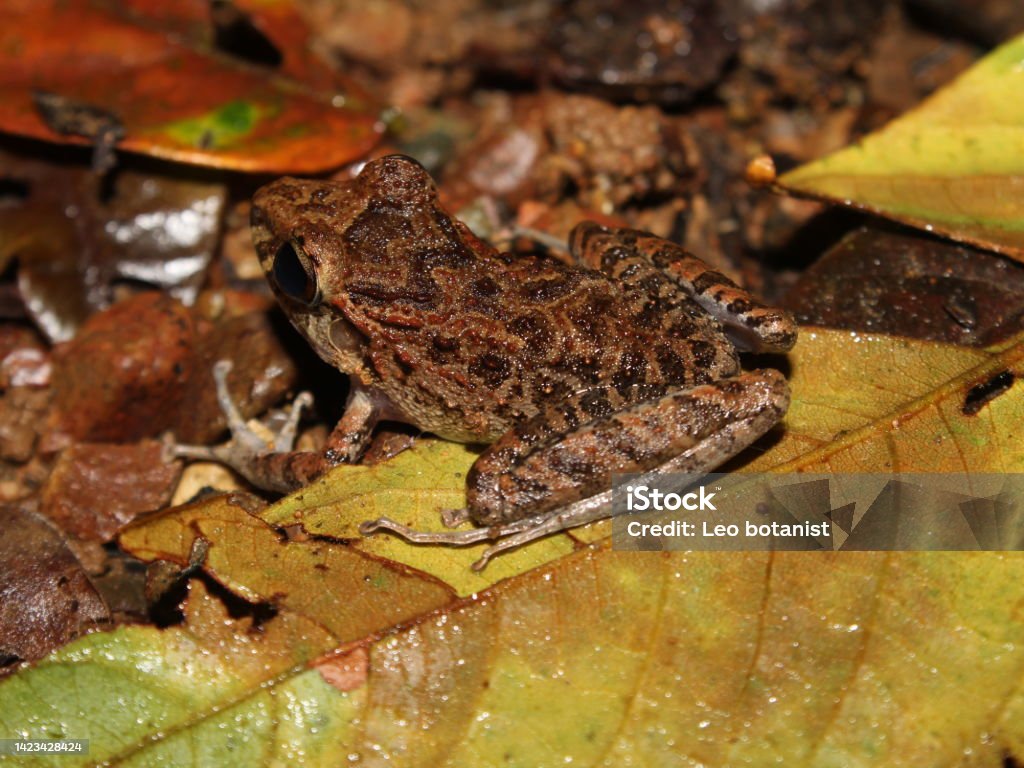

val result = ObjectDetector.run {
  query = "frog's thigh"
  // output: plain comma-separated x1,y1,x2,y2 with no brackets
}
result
467,368,790,526
569,221,797,353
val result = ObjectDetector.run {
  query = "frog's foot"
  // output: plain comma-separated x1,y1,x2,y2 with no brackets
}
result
359,493,611,571
440,507,472,527
172,359,313,477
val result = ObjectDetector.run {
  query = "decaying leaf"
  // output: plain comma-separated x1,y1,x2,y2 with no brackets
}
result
119,492,455,643
782,226,1024,346
0,503,109,667
777,31,1024,259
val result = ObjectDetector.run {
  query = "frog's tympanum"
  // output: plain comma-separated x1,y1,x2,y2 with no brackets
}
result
215,155,797,568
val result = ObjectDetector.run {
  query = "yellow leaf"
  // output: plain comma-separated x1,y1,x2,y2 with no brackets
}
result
8,329,1024,765
779,33,1024,259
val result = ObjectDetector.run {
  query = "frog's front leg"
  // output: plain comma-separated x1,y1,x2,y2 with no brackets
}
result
360,368,789,569
174,360,381,493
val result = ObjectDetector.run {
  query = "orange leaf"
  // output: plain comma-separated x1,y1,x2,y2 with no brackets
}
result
0,0,381,172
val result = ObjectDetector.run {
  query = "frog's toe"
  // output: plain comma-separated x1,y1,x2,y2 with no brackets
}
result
358,516,493,545
440,507,472,528
208,358,314,454
169,441,220,462
273,391,314,452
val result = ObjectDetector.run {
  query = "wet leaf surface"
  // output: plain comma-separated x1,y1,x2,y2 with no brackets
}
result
7,525,1024,765
40,441,181,542
46,292,297,446
783,226,1024,345
0,0,381,172
0,153,226,342
0,503,109,668
778,31,1024,259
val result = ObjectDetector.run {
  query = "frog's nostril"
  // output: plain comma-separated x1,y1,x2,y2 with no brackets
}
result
273,241,320,306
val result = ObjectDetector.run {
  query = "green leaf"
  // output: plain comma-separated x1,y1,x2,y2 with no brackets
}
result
4,550,1024,766
778,32,1024,259
260,441,576,596
0,581,339,766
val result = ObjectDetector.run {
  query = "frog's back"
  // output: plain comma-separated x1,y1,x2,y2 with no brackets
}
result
344,220,738,443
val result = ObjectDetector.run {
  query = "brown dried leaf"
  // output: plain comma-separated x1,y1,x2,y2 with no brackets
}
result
0,502,109,667
0,0,381,172
783,226,1024,346
40,441,182,541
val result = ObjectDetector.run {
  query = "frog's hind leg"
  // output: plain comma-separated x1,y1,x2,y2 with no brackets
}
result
361,368,790,568
568,221,798,353
358,498,611,571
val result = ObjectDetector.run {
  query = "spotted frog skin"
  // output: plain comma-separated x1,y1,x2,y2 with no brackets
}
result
229,154,796,568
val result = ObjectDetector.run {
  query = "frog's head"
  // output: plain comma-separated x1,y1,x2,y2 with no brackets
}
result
250,155,446,378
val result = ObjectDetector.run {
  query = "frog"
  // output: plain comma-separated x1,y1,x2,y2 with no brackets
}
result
190,154,797,570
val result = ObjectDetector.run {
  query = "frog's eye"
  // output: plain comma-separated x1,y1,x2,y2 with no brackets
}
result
273,241,320,306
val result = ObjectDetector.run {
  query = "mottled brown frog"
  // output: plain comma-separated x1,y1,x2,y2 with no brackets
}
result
199,154,797,569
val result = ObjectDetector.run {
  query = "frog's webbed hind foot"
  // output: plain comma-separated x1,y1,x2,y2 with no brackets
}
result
359,493,612,571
